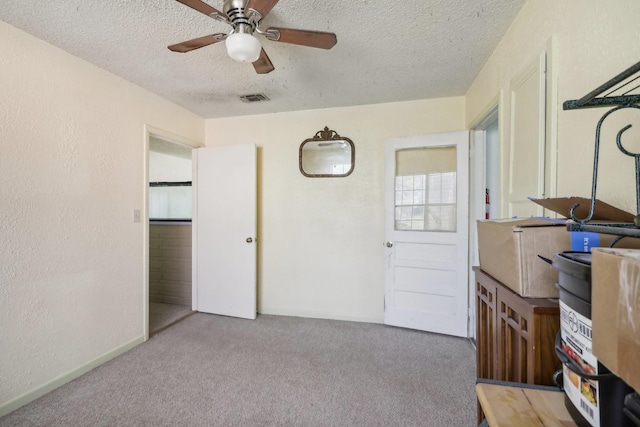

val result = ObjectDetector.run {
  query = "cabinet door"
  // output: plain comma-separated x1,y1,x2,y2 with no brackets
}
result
497,289,532,383
476,271,498,380
496,286,561,386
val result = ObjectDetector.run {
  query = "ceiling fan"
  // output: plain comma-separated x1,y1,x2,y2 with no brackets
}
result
169,0,338,74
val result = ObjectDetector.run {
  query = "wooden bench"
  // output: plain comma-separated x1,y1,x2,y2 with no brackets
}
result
476,380,578,426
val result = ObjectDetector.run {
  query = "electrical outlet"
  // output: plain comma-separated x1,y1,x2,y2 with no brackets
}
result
133,209,141,223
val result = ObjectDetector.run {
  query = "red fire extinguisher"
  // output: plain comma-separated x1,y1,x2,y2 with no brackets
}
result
485,189,490,219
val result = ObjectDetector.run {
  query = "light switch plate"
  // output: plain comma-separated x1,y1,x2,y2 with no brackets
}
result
133,209,141,223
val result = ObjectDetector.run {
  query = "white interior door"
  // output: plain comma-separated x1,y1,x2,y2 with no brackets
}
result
384,131,469,337
192,144,257,320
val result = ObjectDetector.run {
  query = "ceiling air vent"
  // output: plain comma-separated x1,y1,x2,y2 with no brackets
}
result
240,93,270,103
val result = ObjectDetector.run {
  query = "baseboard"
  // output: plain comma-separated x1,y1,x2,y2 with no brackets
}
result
259,306,383,324
0,335,145,418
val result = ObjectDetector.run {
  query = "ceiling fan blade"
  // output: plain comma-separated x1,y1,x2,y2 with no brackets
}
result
252,48,275,74
265,27,337,49
175,0,222,17
246,0,279,20
168,34,225,53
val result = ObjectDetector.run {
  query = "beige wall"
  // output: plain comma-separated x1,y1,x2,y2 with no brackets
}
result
205,98,465,322
0,21,204,415
466,0,640,214
149,151,192,182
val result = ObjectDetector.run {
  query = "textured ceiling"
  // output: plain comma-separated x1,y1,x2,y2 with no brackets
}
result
0,0,525,119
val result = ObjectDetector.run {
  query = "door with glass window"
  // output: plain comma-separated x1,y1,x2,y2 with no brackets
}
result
384,131,469,337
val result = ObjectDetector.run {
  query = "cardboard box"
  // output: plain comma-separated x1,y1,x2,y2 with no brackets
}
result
592,248,640,393
477,197,640,298
530,196,635,223
477,218,566,297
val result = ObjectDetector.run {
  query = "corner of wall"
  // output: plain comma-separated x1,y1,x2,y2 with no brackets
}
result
0,335,145,417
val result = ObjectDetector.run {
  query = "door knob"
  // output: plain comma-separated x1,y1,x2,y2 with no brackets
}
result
246,237,253,243
385,241,393,248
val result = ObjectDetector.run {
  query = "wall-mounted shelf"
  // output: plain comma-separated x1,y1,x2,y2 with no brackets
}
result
562,60,640,241
563,61,640,110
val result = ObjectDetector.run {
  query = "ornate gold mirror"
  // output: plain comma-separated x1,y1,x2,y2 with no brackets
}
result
299,127,355,177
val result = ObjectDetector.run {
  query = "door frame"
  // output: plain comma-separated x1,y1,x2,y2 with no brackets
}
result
469,103,500,339
143,125,203,341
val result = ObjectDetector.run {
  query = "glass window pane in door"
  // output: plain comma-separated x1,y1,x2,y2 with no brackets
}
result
394,146,457,232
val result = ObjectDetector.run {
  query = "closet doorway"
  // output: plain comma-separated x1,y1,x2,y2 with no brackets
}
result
145,129,200,337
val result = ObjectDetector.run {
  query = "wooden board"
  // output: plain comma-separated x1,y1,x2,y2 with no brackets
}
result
476,383,578,426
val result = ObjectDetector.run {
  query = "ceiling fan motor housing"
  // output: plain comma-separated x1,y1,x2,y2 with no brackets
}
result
224,0,257,34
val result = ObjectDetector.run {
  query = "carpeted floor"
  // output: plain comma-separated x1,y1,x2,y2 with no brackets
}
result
0,313,477,426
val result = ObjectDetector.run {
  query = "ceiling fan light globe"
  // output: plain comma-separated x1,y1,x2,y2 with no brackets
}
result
225,33,261,63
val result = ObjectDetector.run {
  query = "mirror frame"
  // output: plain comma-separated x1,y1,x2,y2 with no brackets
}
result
299,127,355,178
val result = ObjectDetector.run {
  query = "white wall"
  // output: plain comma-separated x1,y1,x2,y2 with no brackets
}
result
149,151,192,182
0,21,204,415
205,98,465,322
466,0,640,214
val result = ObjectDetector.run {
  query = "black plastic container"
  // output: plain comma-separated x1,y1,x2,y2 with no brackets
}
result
553,252,634,427
554,252,592,301
625,393,640,426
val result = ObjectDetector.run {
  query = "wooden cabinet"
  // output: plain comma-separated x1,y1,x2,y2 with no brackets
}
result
475,267,562,423
475,267,561,385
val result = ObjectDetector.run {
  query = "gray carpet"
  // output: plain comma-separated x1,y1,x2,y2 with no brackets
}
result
1,313,477,426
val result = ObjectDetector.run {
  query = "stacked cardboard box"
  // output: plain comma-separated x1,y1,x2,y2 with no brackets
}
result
477,197,638,298
592,248,640,393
